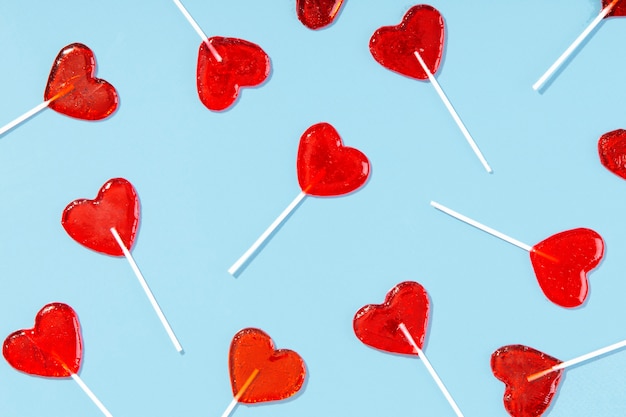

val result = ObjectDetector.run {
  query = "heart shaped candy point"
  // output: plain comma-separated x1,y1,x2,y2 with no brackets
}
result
353,281,430,356
491,345,563,417
62,178,140,256
598,128,626,180
530,228,604,308
296,0,344,29
604,0,626,17
297,122,370,197
370,5,445,80
44,43,118,120
197,37,270,111
229,328,306,403
3,303,82,378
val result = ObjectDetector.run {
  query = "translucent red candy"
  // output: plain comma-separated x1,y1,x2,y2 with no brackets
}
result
296,122,370,197
296,0,344,29
369,5,445,80
61,178,140,256
604,0,626,17
196,37,270,111
598,128,626,180
353,281,429,355
530,228,604,308
491,345,563,417
3,303,82,378
44,43,118,120
229,328,306,403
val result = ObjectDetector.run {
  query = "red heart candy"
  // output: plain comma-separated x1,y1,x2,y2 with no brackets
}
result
44,43,118,120
296,0,344,29
196,37,270,111
61,178,140,257
604,0,626,17
353,281,429,355
296,122,370,197
598,128,626,180
229,328,306,403
370,5,445,80
530,228,604,308
491,344,563,417
3,303,82,378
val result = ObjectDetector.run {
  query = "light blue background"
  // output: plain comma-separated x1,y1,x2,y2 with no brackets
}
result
0,1,624,416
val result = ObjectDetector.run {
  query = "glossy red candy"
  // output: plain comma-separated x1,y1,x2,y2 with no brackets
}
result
197,37,270,111
62,178,140,256
530,228,604,308
229,328,306,403
598,128,626,180
370,5,445,80
297,122,370,197
604,0,626,17
353,281,429,355
296,0,344,29
3,303,82,378
491,345,563,417
44,43,118,120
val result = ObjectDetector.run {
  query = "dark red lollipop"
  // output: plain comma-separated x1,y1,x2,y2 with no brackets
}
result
353,281,429,355
491,345,563,417
297,122,370,197
530,228,604,308
296,0,344,29
3,303,82,378
62,178,140,256
432,202,604,308
369,5,444,80
598,128,626,180
45,43,118,120
197,37,270,111
229,122,370,275
603,0,626,17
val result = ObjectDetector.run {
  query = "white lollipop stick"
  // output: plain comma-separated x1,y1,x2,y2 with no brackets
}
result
70,373,114,417
110,227,183,353
398,323,465,417
228,191,308,276
0,85,73,136
220,369,260,417
430,201,533,252
528,339,626,382
533,0,619,91
413,51,492,173
172,0,223,62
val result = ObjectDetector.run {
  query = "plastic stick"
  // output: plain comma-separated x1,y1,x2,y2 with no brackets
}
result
110,227,183,353
414,51,492,173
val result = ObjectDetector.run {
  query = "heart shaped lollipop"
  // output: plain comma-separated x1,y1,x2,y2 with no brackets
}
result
3,303,114,416
353,281,429,355
598,128,626,180
491,345,563,417
297,122,370,197
229,328,306,403
44,43,118,120
62,178,140,256
197,37,270,111
3,302,82,378
353,281,465,416
229,122,370,275
61,178,182,352
370,4,444,80
604,0,626,17
432,202,604,308
530,228,604,308
296,0,344,29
